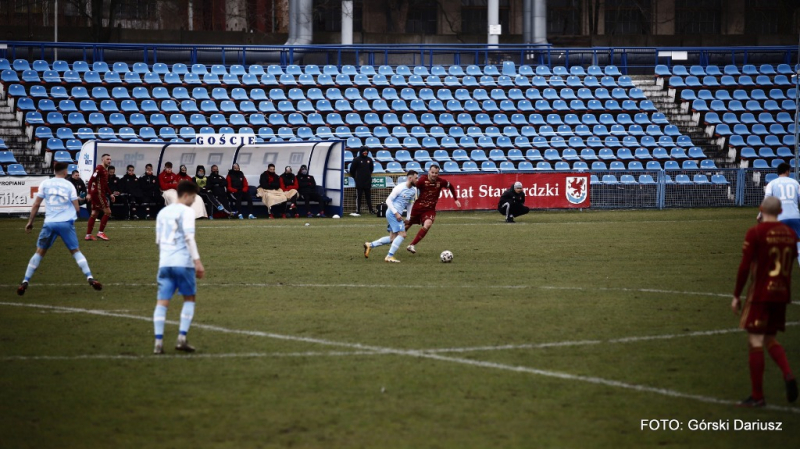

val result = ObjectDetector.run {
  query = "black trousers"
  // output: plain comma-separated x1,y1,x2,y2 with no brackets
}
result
111,194,140,219
498,202,530,219
140,193,164,217
230,190,252,215
299,191,329,215
355,186,373,214
198,191,228,216
210,190,231,213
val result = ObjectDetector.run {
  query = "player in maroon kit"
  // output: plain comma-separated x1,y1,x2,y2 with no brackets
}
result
85,153,112,241
733,196,798,407
404,164,461,254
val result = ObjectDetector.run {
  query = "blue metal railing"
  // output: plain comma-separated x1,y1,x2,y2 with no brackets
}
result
1,41,797,74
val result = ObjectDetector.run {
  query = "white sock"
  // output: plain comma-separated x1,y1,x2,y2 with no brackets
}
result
388,235,404,257
371,236,392,247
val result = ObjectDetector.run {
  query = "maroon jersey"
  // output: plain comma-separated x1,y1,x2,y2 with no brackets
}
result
734,221,797,303
87,164,109,198
411,174,456,213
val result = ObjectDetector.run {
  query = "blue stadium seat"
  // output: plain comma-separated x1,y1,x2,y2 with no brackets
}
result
601,175,619,185
376,150,394,162
662,160,680,171
480,161,498,172
652,148,670,160
682,147,706,160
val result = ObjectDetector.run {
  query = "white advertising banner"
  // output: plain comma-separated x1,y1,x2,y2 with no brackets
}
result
0,176,51,214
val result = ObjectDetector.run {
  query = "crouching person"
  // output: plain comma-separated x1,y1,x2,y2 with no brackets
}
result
498,182,529,223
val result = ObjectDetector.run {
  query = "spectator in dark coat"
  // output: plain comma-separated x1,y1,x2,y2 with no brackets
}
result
296,164,330,218
279,166,300,218
497,182,529,223
227,163,254,219
138,163,163,219
107,166,127,219
207,165,233,216
349,149,375,216
119,165,143,219
68,170,87,204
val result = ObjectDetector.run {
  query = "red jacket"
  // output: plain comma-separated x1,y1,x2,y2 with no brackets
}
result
227,171,249,193
159,171,179,191
178,173,193,182
280,175,298,192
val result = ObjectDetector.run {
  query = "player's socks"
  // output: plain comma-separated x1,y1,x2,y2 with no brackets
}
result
72,251,93,278
86,216,96,235
388,235,405,257
767,340,794,380
370,236,392,247
153,305,168,340
179,302,195,336
749,346,765,400
99,215,109,232
24,253,42,283
411,227,428,245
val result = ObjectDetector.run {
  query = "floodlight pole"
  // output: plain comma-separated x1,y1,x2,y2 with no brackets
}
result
341,0,353,45
54,0,58,60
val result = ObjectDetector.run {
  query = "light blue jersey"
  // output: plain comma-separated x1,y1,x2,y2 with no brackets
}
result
385,182,417,234
765,176,800,221
156,203,196,268
386,182,417,218
37,177,78,223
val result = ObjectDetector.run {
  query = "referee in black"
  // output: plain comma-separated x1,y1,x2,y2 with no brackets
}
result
498,182,529,223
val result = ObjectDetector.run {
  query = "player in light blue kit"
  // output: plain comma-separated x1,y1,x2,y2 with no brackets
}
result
764,162,800,264
17,162,102,295
363,170,419,263
153,181,206,354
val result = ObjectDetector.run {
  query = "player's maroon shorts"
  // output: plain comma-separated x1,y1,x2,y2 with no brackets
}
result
408,210,436,226
90,193,109,210
740,300,787,334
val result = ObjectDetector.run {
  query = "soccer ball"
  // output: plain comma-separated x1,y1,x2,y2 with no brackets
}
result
440,250,453,263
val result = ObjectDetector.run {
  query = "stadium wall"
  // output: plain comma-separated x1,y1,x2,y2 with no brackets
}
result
344,168,777,212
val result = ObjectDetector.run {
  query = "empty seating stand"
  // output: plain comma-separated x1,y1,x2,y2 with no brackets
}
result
0,57,748,178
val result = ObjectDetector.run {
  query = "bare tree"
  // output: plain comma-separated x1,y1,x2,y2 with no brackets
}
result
64,0,121,41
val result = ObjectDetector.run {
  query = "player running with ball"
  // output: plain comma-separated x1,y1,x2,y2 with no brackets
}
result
364,170,419,263
405,164,461,255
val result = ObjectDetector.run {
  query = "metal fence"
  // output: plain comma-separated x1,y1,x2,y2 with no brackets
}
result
1,41,796,75
342,169,776,213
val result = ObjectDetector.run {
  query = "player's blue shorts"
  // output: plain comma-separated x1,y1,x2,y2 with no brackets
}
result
157,266,197,299
781,219,800,240
386,212,405,234
37,220,79,251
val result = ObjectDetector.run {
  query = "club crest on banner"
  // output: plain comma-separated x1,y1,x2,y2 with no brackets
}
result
565,176,588,204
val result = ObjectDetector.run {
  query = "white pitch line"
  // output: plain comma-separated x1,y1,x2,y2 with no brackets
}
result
105,217,739,230
1,301,797,415
422,322,800,354
2,350,383,362
0,282,734,298
537,285,732,298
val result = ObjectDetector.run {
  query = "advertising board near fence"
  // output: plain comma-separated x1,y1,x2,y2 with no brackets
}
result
434,173,591,210
0,176,51,213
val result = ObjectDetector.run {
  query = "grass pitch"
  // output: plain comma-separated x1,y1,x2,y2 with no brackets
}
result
1,208,799,448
